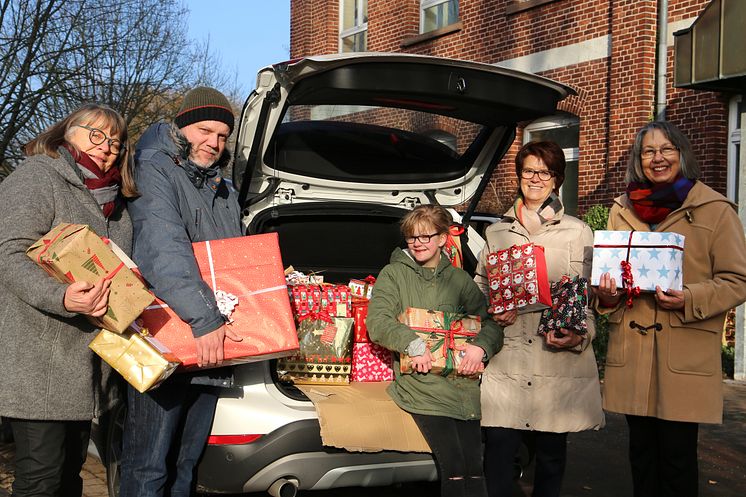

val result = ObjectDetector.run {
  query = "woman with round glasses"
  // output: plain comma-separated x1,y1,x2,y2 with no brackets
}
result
596,121,746,497
367,204,504,497
475,141,604,497
0,103,136,497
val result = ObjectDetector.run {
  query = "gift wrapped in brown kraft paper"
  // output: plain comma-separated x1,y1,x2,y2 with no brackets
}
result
89,327,180,393
26,223,154,333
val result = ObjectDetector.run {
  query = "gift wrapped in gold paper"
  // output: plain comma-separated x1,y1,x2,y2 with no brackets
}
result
26,223,154,333
90,326,180,393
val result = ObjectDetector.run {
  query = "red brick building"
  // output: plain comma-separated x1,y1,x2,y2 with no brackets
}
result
289,0,744,217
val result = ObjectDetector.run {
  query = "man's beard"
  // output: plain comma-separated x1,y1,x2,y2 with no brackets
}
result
190,152,217,168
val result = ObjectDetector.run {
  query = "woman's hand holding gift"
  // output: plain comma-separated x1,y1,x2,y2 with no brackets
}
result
491,309,517,326
597,272,623,307
545,328,583,349
655,286,685,310
64,278,111,317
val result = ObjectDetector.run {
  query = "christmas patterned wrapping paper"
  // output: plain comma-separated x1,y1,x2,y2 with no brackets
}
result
278,316,354,385
590,230,685,293
350,342,394,382
348,276,375,300
140,233,299,369
485,242,551,315
537,276,589,337
352,299,370,343
289,284,352,318
398,308,481,379
90,326,180,393
26,223,153,333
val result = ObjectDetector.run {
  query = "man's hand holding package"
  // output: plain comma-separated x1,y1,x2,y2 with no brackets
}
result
195,326,243,367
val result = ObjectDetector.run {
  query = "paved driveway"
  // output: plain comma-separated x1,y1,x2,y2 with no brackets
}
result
2,380,745,497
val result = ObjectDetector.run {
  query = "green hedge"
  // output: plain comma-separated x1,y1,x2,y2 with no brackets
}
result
583,205,610,376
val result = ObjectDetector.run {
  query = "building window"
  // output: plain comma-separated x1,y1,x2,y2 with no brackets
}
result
728,94,743,202
421,0,459,34
340,0,367,53
523,114,580,216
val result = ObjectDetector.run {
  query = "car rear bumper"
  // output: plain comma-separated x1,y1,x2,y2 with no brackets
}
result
196,419,435,494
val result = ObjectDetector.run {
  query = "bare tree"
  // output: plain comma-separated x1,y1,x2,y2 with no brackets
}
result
0,0,240,179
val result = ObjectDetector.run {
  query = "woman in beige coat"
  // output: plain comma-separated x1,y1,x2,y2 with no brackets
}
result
597,121,746,497
476,141,604,497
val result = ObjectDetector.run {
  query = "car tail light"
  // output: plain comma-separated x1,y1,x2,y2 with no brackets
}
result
207,434,263,445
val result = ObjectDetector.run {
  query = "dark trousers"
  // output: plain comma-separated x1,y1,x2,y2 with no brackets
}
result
8,418,91,497
411,413,487,497
483,427,567,497
626,415,699,497
119,375,219,497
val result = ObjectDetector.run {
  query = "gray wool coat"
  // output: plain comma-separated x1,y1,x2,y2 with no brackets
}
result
0,148,132,421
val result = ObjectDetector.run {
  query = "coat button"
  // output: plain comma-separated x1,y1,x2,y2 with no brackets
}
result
525,423,530,428
528,381,532,386
528,339,533,344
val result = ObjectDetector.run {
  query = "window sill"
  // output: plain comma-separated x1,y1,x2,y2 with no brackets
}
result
506,0,560,15
401,21,463,48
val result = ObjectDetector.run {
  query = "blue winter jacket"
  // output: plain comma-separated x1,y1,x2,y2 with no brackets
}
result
128,122,243,338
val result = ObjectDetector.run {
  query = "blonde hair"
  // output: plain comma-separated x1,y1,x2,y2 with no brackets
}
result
25,103,137,198
400,204,453,237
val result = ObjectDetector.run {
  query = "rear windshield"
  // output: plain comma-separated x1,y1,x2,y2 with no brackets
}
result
263,104,487,184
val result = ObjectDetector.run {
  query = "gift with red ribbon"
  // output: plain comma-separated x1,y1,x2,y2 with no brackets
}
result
398,307,481,379
444,224,465,268
26,223,154,333
348,275,376,300
590,230,685,307
289,283,352,319
484,242,551,314
140,233,299,369
352,298,370,342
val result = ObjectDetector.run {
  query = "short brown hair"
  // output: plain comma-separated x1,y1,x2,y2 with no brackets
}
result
24,103,137,198
400,204,453,238
515,141,566,193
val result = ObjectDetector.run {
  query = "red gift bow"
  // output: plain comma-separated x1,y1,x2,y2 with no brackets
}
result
298,308,334,324
620,231,641,308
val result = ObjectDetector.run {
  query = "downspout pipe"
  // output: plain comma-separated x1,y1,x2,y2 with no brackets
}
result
655,0,669,121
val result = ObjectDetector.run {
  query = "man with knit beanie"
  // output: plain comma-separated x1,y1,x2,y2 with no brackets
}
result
119,87,243,497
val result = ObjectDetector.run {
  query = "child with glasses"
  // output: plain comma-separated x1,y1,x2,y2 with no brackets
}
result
367,204,504,497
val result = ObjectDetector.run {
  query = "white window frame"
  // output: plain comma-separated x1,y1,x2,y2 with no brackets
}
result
420,0,459,34
339,0,368,53
727,94,743,202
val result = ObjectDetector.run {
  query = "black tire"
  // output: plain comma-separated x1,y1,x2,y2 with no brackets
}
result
104,402,126,497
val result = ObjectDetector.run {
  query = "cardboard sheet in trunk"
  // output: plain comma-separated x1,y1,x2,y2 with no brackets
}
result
296,382,430,453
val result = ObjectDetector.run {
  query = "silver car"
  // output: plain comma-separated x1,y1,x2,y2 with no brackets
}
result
94,53,572,497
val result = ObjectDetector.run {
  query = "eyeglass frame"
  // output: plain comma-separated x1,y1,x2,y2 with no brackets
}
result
640,145,679,160
74,125,125,154
404,232,442,244
520,168,555,181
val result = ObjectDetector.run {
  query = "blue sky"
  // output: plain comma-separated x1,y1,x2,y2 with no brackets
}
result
185,0,291,92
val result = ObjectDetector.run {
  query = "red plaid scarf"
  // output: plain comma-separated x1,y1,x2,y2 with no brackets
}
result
626,176,695,224
64,144,121,218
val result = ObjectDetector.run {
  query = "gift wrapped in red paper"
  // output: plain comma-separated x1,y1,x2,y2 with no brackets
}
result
352,299,370,343
350,342,394,382
485,242,551,314
289,284,352,318
141,233,299,369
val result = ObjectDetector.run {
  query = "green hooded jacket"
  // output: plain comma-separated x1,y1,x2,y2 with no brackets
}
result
367,248,504,420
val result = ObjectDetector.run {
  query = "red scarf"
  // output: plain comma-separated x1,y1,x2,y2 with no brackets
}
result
626,176,694,224
64,145,121,218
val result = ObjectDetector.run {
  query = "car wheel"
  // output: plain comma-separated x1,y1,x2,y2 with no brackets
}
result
105,402,126,497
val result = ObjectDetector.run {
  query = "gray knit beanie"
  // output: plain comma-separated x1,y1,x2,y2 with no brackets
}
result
174,86,234,134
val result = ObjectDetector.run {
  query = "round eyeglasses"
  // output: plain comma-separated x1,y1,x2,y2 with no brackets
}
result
75,125,124,155
520,169,555,181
